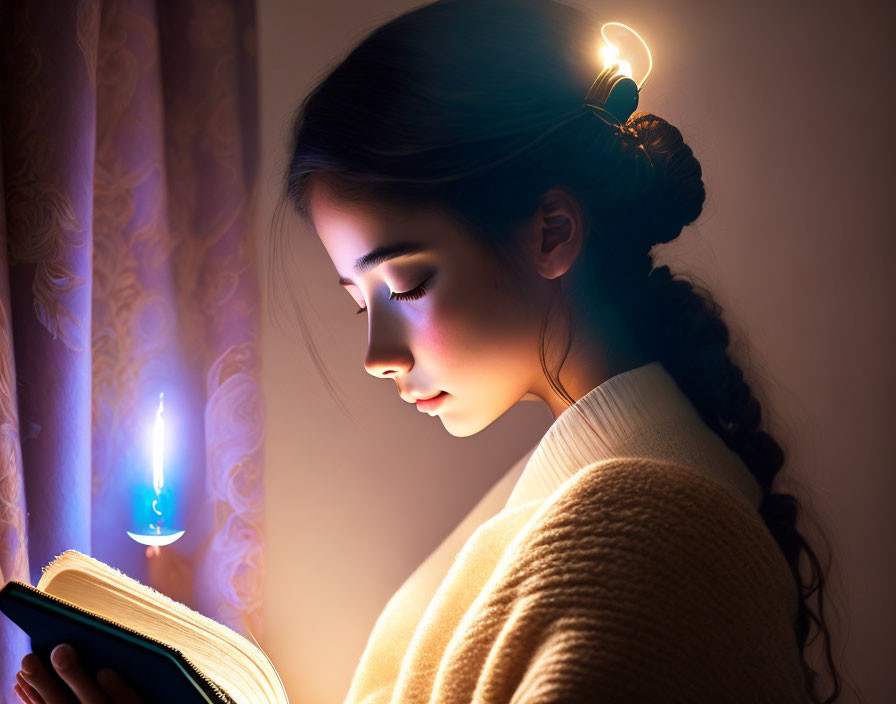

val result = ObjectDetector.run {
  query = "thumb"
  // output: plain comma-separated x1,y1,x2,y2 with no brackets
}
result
145,545,160,559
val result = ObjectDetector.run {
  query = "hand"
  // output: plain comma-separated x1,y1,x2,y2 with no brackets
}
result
145,545,194,606
14,643,143,704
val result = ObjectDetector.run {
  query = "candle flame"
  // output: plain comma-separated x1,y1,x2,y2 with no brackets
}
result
127,390,184,547
153,392,164,494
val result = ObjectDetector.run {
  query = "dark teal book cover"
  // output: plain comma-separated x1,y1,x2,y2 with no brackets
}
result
0,580,234,703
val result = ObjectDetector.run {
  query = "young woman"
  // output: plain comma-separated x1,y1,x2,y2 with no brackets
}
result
14,0,841,702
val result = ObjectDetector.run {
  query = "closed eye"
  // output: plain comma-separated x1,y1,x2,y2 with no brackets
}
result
355,274,433,315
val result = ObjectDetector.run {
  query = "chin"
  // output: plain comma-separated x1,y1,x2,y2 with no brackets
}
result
437,400,513,438
440,417,481,438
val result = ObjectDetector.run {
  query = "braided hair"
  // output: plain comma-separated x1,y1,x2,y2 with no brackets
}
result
613,114,841,701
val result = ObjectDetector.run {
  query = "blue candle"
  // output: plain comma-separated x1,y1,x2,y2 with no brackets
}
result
127,392,185,546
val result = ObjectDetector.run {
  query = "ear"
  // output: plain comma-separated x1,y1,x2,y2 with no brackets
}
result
527,187,586,280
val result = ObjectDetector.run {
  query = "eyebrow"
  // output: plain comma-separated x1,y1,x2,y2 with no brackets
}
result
337,242,428,286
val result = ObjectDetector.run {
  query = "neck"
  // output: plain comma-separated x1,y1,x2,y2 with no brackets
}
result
528,306,651,421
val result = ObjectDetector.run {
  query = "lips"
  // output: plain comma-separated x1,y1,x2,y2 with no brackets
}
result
415,391,448,413
401,390,441,403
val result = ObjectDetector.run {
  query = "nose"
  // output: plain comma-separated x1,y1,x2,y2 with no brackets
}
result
365,345,412,378
363,312,413,379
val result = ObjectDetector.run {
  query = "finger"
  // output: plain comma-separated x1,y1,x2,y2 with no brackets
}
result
14,676,42,704
96,669,143,704
144,546,159,558
16,671,45,704
50,644,109,704
13,682,35,704
20,653,69,704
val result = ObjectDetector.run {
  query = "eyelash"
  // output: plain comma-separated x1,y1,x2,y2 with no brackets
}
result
355,276,432,315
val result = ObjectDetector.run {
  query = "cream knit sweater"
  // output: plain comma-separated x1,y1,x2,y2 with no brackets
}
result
343,361,810,703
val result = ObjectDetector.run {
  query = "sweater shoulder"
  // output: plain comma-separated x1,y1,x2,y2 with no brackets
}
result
464,456,811,703
546,455,762,530
514,456,798,617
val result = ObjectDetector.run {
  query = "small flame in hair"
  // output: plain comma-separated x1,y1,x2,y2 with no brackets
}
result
599,42,619,68
598,21,653,89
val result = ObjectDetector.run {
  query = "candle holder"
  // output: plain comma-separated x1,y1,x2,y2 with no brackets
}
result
127,484,185,546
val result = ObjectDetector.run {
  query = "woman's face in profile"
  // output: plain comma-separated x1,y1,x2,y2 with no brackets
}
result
308,178,550,437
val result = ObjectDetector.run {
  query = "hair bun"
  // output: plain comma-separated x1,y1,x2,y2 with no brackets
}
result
624,113,706,246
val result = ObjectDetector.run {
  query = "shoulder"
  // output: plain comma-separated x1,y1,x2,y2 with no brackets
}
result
549,454,760,520
506,456,799,634
483,457,809,701
531,455,777,559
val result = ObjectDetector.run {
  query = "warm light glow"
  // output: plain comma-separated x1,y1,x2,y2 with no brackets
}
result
152,392,165,494
599,43,619,68
598,21,653,89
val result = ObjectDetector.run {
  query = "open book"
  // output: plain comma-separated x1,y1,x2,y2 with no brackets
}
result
0,549,288,704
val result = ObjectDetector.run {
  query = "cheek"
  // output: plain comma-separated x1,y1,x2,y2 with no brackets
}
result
413,272,536,372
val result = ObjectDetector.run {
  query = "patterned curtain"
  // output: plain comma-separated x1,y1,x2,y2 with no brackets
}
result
0,0,265,697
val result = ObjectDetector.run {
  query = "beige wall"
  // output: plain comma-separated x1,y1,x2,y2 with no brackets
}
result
257,0,894,702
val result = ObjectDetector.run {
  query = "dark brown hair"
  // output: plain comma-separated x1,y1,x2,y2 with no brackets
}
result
273,0,842,699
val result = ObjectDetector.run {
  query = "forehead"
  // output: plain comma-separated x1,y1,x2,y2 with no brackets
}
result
308,177,476,271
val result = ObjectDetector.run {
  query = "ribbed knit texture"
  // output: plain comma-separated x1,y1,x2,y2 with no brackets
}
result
505,360,763,511
343,361,810,704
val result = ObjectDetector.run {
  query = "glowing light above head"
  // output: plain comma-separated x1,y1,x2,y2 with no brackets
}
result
153,392,165,494
599,42,619,68
598,21,653,90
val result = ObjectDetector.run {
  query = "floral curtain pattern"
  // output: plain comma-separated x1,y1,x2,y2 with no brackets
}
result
0,0,265,697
